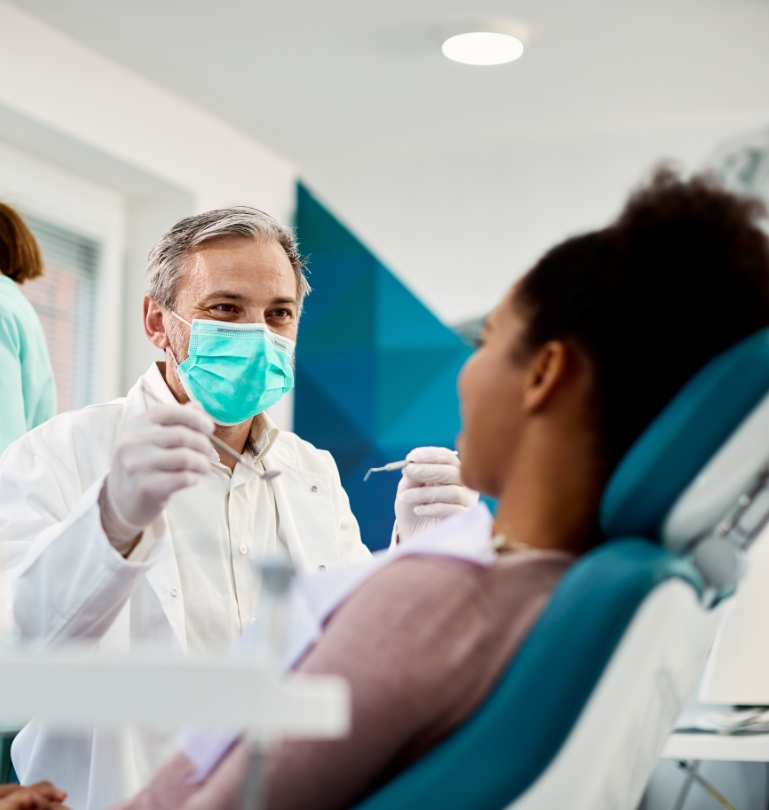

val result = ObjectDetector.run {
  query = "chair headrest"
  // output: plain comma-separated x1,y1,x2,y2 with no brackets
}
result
600,328,769,542
663,388,769,551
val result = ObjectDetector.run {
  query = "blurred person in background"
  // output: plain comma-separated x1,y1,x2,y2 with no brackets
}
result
0,203,56,455
0,206,476,810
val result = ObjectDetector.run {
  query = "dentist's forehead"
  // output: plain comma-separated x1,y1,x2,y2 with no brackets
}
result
177,238,297,301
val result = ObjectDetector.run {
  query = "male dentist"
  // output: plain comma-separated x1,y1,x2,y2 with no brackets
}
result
0,207,476,810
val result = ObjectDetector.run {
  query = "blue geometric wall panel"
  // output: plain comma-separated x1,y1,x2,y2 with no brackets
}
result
294,183,473,550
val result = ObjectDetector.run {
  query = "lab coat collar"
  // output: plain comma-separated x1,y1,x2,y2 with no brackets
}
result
244,411,280,465
143,362,178,406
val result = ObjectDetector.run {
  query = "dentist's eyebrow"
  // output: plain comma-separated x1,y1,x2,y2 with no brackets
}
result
200,290,250,304
269,296,298,307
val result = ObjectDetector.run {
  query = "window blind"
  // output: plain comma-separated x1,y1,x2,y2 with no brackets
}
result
22,217,99,413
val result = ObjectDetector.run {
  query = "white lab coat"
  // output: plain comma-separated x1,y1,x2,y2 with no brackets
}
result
0,366,371,810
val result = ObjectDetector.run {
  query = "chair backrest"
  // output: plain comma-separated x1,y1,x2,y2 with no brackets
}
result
354,328,769,810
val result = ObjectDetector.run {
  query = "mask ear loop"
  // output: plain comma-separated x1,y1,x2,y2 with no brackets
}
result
170,310,192,327
162,314,202,423
166,310,191,370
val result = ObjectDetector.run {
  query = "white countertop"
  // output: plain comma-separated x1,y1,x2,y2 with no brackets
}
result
662,731,769,762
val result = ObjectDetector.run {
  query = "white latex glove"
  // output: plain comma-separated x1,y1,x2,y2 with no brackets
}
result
100,402,214,554
393,446,479,543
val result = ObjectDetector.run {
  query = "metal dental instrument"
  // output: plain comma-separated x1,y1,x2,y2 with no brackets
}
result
363,450,460,482
142,381,280,480
363,460,410,482
208,432,247,465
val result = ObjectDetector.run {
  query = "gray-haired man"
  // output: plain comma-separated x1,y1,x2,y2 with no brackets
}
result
0,207,372,809
0,206,477,809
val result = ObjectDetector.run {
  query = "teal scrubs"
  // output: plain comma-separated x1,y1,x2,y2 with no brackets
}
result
0,274,56,454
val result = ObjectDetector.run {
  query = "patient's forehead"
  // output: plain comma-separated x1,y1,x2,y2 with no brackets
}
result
487,286,525,336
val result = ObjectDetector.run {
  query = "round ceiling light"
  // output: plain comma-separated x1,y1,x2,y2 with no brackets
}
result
441,31,524,66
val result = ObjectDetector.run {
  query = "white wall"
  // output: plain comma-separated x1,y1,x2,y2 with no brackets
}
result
0,1,294,216
304,114,769,326
0,0,298,423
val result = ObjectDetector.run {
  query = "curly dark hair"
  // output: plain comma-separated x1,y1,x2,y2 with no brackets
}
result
515,166,769,469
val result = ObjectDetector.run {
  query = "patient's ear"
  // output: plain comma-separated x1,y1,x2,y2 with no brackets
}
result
523,341,569,412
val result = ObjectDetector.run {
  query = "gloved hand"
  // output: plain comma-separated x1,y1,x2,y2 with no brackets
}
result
393,446,479,543
100,403,214,554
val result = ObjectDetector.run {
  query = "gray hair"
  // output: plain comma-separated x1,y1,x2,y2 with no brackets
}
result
146,206,310,312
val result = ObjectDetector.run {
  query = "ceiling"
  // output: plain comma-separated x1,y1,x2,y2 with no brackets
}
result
8,0,769,320
10,0,769,164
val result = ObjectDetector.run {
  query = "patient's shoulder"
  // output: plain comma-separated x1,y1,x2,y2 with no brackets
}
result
304,557,489,666
352,555,490,617
485,549,574,617
367,550,573,609
313,555,541,661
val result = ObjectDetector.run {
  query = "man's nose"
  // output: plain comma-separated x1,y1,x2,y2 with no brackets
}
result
240,310,267,323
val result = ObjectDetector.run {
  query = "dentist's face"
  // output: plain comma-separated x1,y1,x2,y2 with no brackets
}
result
145,234,298,361
456,287,529,498
144,235,299,405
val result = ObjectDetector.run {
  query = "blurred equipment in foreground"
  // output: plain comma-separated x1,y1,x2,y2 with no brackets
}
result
711,128,769,210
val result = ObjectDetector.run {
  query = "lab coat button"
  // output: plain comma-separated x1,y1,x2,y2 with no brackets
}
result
170,588,178,598
239,544,248,555
311,485,318,493
319,564,326,571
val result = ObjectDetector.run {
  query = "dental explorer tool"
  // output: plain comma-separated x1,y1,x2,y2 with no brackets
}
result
363,460,410,482
363,450,460,482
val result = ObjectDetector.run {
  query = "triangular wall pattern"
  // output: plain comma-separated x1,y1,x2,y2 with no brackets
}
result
295,184,472,550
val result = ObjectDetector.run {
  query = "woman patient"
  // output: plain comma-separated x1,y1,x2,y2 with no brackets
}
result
114,169,769,810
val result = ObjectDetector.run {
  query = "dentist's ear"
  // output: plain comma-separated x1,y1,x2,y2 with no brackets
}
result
144,297,171,350
523,340,569,412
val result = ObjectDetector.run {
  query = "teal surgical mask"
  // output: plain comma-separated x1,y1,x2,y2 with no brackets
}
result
170,312,295,426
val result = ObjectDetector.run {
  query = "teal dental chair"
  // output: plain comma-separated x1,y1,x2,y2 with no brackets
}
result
354,328,769,810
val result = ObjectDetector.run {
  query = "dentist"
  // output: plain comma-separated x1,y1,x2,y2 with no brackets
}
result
0,207,476,810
